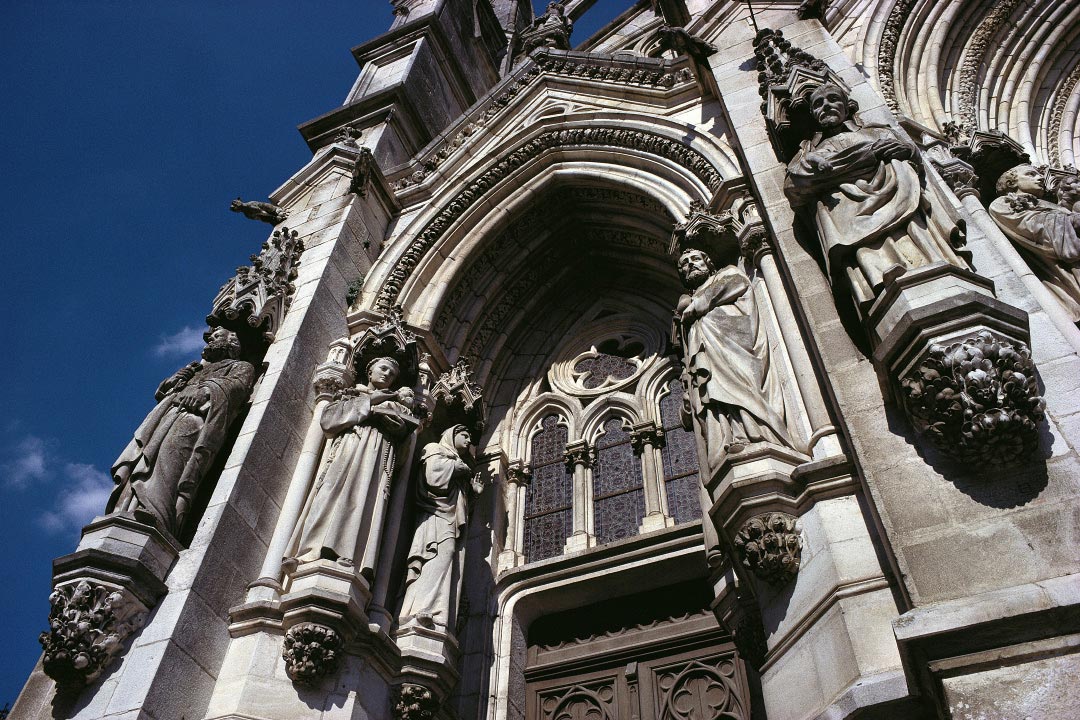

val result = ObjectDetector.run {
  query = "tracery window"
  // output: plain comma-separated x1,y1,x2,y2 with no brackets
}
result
523,414,574,563
659,381,701,526
592,418,646,544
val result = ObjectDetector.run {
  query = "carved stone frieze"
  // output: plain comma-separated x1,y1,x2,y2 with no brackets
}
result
877,0,917,113
229,197,288,225
956,0,1023,130
392,682,439,720
535,54,691,89
282,622,344,685
208,226,305,345
377,129,719,312
900,331,1045,466
732,513,801,586
39,580,146,689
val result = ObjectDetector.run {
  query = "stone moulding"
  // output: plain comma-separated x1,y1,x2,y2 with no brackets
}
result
39,580,146,691
1048,62,1080,168
282,622,344,685
374,127,724,313
899,330,1045,466
732,512,802,586
877,0,918,113
955,0,1023,130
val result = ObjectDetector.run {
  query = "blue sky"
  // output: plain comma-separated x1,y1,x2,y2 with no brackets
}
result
1,0,628,705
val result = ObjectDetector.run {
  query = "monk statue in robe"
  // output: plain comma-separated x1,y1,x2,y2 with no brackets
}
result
284,356,419,580
989,164,1080,322
398,424,483,630
785,83,968,310
109,327,255,537
676,248,804,475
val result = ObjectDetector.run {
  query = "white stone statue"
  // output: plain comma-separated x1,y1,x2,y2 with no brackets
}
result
675,248,803,474
284,357,419,578
109,327,255,537
784,83,968,309
989,164,1080,322
398,424,483,629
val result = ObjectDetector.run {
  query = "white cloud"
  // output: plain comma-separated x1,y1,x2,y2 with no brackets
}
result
38,463,113,533
3,435,48,489
152,325,206,357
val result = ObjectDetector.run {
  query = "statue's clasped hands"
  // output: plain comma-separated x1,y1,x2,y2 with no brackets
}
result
175,386,211,415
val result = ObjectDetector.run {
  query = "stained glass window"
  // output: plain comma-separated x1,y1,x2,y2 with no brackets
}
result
659,380,702,525
592,418,645,544
523,414,573,562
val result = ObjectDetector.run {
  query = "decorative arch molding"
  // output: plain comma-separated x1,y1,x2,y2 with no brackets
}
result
581,392,646,445
368,125,728,315
512,393,582,463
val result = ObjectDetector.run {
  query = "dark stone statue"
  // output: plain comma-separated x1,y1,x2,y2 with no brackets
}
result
230,197,289,225
109,327,255,537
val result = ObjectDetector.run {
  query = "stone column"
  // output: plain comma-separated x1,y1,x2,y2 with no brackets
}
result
498,461,531,571
629,421,673,532
562,440,595,553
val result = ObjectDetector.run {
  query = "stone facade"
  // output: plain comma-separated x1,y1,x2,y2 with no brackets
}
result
13,1,1080,719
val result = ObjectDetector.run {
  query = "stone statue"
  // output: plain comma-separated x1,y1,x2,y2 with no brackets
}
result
1056,173,1080,212
520,2,572,53
989,164,1080,322
784,83,968,309
284,357,419,578
109,327,255,537
230,197,288,224
675,248,802,473
398,424,483,630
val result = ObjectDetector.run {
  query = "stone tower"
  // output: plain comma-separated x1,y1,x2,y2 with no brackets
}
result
13,1,1080,719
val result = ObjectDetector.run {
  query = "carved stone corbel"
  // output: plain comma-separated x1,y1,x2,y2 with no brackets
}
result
282,622,344,685
733,512,802,586
392,682,440,720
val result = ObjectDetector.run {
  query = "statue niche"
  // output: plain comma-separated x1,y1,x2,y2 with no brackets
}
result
397,424,485,631
109,327,255,538
284,356,420,578
784,83,969,311
989,164,1080,322
675,246,804,476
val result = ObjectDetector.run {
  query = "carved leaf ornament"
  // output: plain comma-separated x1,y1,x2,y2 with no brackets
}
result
733,513,801,586
282,622,344,685
900,331,1045,466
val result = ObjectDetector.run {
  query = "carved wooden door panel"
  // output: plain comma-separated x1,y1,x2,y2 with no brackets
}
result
529,671,626,720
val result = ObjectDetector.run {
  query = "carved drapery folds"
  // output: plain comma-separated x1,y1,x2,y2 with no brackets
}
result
900,331,1044,466
229,197,288,225
208,226,305,347
282,622,344,685
39,580,146,690
732,513,801,586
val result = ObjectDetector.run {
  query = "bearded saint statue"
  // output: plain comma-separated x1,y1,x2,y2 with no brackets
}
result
675,247,804,475
109,327,255,537
784,83,968,311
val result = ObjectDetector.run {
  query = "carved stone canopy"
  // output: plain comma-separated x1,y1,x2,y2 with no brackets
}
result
670,185,769,268
950,129,1031,204
429,357,486,440
207,225,304,353
352,307,421,389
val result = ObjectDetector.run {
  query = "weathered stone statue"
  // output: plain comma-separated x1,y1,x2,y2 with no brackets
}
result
520,2,572,53
1056,174,1080,212
398,424,483,629
230,197,288,224
989,164,1080,321
784,83,968,309
109,327,255,537
284,357,419,578
675,248,802,473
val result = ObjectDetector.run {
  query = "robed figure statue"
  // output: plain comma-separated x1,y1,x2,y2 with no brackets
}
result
285,356,419,579
398,424,483,629
109,327,255,537
784,83,967,309
989,164,1080,322
676,248,803,475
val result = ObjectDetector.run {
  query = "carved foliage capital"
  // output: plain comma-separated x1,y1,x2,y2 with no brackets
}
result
733,512,801,586
900,330,1045,466
39,580,145,689
507,461,533,487
282,622,344,685
629,422,666,454
393,682,440,720
564,441,595,471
